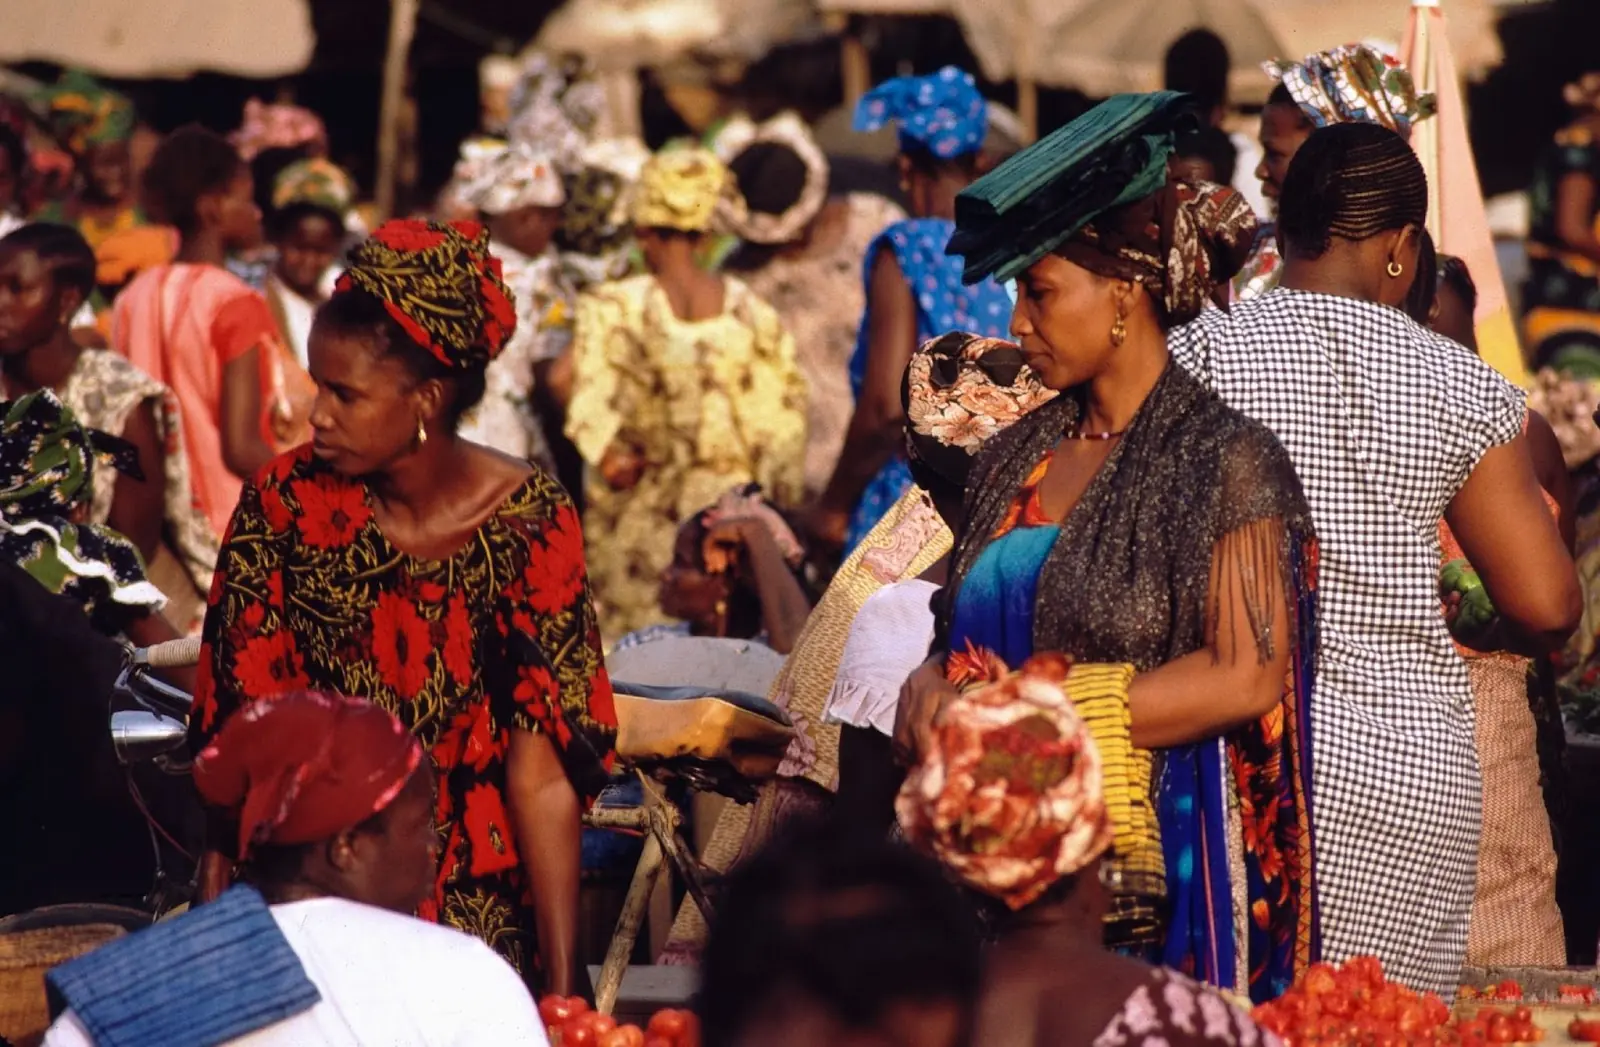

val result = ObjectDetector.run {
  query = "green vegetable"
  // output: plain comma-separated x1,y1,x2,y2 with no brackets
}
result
1440,557,1497,641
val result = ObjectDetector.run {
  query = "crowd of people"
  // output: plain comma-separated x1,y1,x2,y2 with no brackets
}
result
1,28,1596,1047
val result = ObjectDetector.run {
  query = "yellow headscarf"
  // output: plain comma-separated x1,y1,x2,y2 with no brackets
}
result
630,147,745,233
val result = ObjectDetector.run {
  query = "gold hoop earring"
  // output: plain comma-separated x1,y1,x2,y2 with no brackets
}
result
1386,260,1404,278
414,416,428,448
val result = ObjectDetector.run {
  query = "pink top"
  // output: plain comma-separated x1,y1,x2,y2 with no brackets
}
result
112,264,311,535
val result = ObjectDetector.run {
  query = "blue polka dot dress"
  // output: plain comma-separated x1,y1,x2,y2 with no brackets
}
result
844,217,1013,549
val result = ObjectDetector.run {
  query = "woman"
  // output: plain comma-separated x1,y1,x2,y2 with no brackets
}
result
450,138,576,472
46,692,547,1046
903,660,1281,1046
566,147,807,641
113,125,313,536
1523,73,1600,370
617,484,813,655
0,223,217,628
828,331,1056,833
264,158,356,368
903,91,1318,1001
193,219,617,995
698,819,983,1047
811,67,1013,555
717,112,905,498
1169,122,1579,995
32,71,149,255
1236,44,1435,301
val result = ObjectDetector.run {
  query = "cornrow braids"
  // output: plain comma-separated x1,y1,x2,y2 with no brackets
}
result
1278,122,1427,260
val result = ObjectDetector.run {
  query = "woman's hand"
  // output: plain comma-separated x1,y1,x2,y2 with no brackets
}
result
893,657,956,766
702,518,757,576
598,443,645,491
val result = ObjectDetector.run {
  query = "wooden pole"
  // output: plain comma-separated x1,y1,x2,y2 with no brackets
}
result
376,0,420,221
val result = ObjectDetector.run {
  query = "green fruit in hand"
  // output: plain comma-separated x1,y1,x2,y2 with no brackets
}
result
1440,557,1496,639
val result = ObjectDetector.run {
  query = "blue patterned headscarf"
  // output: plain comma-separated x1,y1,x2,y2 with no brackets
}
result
854,66,987,160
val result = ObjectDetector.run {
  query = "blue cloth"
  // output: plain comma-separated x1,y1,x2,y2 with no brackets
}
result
47,885,320,1047
948,516,1239,987
854,66,987,160
844,217,1013,549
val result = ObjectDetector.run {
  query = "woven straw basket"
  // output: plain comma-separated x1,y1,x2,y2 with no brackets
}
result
0,923,126,1045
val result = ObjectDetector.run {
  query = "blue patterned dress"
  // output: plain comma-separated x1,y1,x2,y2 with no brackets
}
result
844,217,1012,549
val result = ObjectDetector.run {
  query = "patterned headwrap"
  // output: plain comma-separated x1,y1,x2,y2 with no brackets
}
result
37,70,135,155
1058,179,1256,326
713,112,830,245
194,691,424,862
230,98,329,162
505,52,604,174
855,66,987,160
272,158,355,217
451,138,566,216
631,147,746,234
0,391,162,618
948,91,1254,318
903,332,1057,489
1266,44,1437,143
336,219,517,371
559,136,651,286
897,653,1114,911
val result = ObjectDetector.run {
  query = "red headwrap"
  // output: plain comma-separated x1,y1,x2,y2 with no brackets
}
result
334,218,517,371
194,692,424,860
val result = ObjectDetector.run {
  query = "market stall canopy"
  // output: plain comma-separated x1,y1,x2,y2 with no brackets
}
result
0,0,314,79
819,0,1504,103
536,0,822,70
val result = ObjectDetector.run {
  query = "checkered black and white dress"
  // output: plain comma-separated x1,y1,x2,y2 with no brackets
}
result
1169,288,1525,996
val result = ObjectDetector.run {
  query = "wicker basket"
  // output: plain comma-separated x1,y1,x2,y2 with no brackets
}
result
0,923,126,1045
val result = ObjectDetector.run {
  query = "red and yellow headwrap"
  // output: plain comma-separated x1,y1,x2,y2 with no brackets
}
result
194,691,424,861
335,219,517,371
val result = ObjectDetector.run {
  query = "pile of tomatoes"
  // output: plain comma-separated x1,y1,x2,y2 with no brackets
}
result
1251,957,1544,1046
538,996,699,1047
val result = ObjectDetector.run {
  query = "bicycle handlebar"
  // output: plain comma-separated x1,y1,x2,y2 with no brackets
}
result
138,636,202,669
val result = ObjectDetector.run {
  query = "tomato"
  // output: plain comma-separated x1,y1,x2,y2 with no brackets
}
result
1304,963,1340,996
1492,979,1522,1002
648,1010,689,1038
1570,1017,1600,1042
565,1026,598,1047
643,1039,674,1047
541,995,579,1027
598,1027,646,1047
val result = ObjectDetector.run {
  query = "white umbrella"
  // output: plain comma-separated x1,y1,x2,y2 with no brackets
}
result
0,0,314,79
536,0,822,71
821,0,1503,104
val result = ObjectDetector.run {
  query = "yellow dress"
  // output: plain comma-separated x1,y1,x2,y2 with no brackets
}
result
566,273,807,641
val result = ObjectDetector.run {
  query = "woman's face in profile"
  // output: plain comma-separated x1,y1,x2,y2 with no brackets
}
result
1010,254,1124,391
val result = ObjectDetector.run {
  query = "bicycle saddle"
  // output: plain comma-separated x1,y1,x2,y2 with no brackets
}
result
609,680,796,782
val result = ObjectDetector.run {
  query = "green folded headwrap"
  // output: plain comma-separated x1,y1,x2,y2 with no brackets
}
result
948,91,1198,286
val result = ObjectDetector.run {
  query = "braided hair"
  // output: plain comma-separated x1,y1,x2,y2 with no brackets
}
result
1278,122,1427,260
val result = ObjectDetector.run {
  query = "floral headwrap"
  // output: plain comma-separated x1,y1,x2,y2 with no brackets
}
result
903,332,1057,488
230,98,328,162
272,158,355,217
451,138,566,216
0,391,162,618
194,691,423,861
37,70,135,155
713,112,830,246
631,147,745,234
1057,178,1257,327
336,219,517,370
897,653,1113,911
854,66,987,161
505,52,605,174
1266,44,1437,143
559,136,651,286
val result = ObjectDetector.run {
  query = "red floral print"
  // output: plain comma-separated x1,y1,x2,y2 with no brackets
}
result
292,476,372,547
441,592,475,687
463,782,519,877
232,631,308,697
523,504,586,615
371,590,433,696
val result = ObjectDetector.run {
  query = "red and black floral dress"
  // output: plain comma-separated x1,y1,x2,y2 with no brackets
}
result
193,446,617,978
